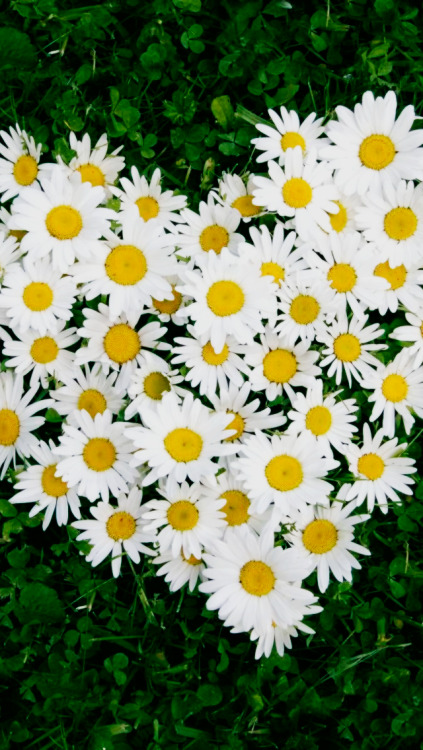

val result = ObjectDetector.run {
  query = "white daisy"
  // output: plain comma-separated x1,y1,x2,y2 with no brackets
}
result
316,314,387,386
214,172,264,221
248,606,320,660
114,166,187,229
153,549,206,592
53,409,137,502
143,273,187,326
275,277,337,346
200,470,272,537
49,363,125,422
238,223,307,289
125,351,186,419
72,486,156,578
390,310,423,368
251,107,326,164
321,192,362,236
61,131,125,196
369,258,423,315
0,124,47,201
3,323,79,389
174,196,243,262
0,232,22,284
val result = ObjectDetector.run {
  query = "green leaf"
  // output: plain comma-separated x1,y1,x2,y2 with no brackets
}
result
45,408,63,423
0,497,18,517
211,96,234,130
16,583,65,624
0,28,36,70
197,684,222,706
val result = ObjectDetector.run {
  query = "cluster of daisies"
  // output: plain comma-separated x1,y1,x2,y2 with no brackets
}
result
1,90,422,659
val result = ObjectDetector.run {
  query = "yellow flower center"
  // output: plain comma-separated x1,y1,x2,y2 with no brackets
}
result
143,372,171,400
302,519,337,554
135,196,160,221
329,201,348,232
45,205,83,240
261,261,285,286
290,294,320,324
381,373,408,402
8,229,27,242
224,411,245,441
0,409,20,446
280,132,306,152
199,224,230,254
206,280,245,316
82,437,116,471
30,336,59,364
77,389,107,418
167,500,199,530
384,207,417,241
327,263,357,293
265,454,303,491
374,260,406,290
103,323,140,364
106,511,136,540
41,464,68,498
105,244,147,286
77,163,105,187
357,452,385,480
231,195,261,217
13,154,38,186
164,428,203,462
202,341,229,365
358,134,396,171
22,282,53,312
152,287,182,315
333,333,361,362
239,560,275,596
282,178,312,208
221,489,250,526
182,552,202,565
263,348,297,383
305,405,332,436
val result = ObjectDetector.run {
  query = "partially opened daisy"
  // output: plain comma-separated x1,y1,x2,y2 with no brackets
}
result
0,232,22,284
275,277,336,346
200,471,272,537
126,391,236,485
251,107,326,164
390,311,423,368
321,90,423,195
114,166,187,229
284,501,370,593
72,486,156,578
321,192,362,237
248,602,321,659
239,223,307,289
125,351,185,419
342,423,417,513
3,324,79,389
175,197,242,262
0,124,47,201
53,409,137,502
10,440,81,529
364,349,423,436
214,172,264,221
154,549,206,592
49,363,124,422
369,258,423,315
61,131,125,196
144,273,187,326
317,314,386,386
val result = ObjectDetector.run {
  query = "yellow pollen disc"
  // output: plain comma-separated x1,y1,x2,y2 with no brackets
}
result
182,551,202,565
105,244,147,286
290,294,320,325
45,205,83,240
202,341,229,365
302,519,337,554
41,464,68,498
333,333,361,362
329,201,348,233
199,224,229,254
30,336,59,364
23,282,53,312
374,260,406,290
206,280,245,317
282,177,312,209
164,428,203,462
261,261,285,286
77,163,105,187
327,263,357,293
384,207,417,241
106,511,136,541
265,454,303,491
224,411,245,441
13,154,38,186
152,286,182,314
167,500,199,530
263,348,297,383
220,489,250,526
143,371,171,400
359,134,396,171
83,437,116,471
382,373,408,402
357,452,385,480
239,560,275,596
231,195,261,217
8,229,27,242
0,409,20,446
77,389,107,418
280,131,306,152
305,406,332,436
135,196,160,221
103,323,140,364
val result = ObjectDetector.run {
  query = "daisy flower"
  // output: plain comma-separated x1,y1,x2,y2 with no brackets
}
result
343,423,417,513
174,197,243,262
143,273,187,326
252,148,339,241
61,131,125,196
364,349,423,436
251,107,327,164
3,324,80,389
284,501,370,593
321,192,362,236
114,166,187,228
316,314,387,386
390,310,423,368
248,605,321,660
238,223,307,289
275,277,337,346
0,233,22,284
72,486,156,578
10,440,81,529
321,90,423,196
0,124,47,201
153,549,206,592
126,391,237,485
141,477,226,558
49,363,125,422
214,172,264,221
0,372,51,479
53,409,137,502
286,380,358,457
200,471,272,537
125,351,186,419
369,258,423,315
232,431,338,515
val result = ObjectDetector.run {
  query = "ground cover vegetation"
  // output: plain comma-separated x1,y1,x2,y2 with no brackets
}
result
0,1,423,749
